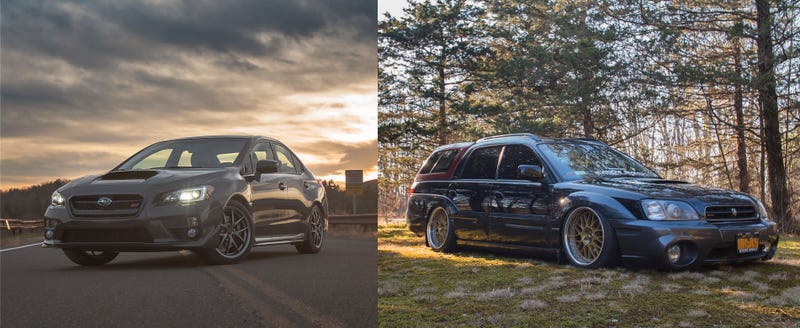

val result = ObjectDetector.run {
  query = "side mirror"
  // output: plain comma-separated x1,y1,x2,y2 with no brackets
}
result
256,160,278,174
518,165,544,180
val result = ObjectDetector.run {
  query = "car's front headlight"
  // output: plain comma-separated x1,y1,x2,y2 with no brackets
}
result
161,186,213,204
641,200,699,220
51,191,65,207
755,199,771,221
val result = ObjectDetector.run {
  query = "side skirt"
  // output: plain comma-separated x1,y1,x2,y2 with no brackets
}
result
456,240,559,256
253,233,305,247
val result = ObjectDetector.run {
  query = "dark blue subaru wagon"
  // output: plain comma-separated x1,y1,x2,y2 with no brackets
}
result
406,133,778,270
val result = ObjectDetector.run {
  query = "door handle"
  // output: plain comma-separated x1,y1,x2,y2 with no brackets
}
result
279,182,287,190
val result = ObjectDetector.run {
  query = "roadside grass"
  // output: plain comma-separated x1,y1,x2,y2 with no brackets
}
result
378,227,800,327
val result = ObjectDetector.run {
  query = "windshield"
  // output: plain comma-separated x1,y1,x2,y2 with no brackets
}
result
117,138,249,170
537,142,659,181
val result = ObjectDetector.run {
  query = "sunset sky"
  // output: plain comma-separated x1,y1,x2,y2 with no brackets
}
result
0,0,377,190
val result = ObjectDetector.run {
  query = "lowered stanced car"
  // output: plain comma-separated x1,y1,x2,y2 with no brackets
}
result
407,133,779,270
44,136,328,266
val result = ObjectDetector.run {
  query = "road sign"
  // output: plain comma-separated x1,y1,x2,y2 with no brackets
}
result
345,170,363,196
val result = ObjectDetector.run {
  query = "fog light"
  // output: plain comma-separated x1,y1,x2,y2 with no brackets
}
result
188,217,199,227
187,228,198,238
763,243,771,253
45,229,54,239
667,244,681,264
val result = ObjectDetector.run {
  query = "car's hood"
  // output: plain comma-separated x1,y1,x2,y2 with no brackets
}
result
59,168,234,196
560,177,756,205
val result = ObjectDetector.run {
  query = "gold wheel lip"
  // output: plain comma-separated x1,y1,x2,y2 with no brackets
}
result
426,208,449,249
564,207,605,266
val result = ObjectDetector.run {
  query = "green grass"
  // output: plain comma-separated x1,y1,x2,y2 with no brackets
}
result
378,227,800,327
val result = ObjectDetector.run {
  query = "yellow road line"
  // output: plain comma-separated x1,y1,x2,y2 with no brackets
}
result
221,265,346,328
202,266,295,327
182,249,344,328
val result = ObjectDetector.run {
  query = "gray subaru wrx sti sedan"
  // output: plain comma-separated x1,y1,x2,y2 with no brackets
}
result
43,136,328,266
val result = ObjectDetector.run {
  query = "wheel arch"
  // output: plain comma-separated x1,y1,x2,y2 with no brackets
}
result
226,193,251,210
556,191,638,228
420,194,459,223
557,194,625,266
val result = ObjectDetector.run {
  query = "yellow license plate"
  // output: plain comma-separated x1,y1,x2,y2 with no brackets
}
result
737,235,759,254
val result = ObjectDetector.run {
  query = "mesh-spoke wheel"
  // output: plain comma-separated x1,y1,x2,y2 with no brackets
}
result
216,204,252,259
296,206,325,254
426,208,456,252
562,207,617,268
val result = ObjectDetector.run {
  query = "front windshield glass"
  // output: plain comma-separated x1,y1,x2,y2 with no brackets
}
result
537,142,659,181
118,138,249,170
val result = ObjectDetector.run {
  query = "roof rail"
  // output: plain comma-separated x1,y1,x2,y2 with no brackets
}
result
477,133,542,142
567,137,606,145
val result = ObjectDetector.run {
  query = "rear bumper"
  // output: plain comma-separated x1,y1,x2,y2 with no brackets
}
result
612,219,779,269
42,200,224,251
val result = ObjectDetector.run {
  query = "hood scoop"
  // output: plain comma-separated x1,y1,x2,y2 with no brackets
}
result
99,170,158,180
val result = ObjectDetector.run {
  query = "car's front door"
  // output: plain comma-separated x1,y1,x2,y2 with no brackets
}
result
448,146,502,242
488,144,552,248
269,143,307,236
248,141,288,237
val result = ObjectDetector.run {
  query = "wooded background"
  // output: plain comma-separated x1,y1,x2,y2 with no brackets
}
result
378,0,799,232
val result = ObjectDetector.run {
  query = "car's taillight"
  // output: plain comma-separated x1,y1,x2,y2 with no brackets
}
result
409,182,417,195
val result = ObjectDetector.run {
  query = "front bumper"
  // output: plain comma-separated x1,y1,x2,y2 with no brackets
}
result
612,219,779,269
42,200,224,251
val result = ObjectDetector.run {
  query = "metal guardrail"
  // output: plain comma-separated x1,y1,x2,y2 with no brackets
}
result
1,219,44,235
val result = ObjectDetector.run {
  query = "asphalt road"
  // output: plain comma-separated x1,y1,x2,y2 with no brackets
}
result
0,238,376,328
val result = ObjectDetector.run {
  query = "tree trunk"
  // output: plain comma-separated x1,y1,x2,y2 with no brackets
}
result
438,63,447,145
755,0,791,224
733,40,749,193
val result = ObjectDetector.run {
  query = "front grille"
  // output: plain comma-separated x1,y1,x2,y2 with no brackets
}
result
705,205,758,223
69,195,144,218
61,229,152,243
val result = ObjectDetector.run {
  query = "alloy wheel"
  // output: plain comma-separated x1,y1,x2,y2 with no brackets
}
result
310,207,324,248
564,207,605,266
216,205,252,259
427,208,449,249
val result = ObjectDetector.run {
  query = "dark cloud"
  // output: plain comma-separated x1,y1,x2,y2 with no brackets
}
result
0,0,377,188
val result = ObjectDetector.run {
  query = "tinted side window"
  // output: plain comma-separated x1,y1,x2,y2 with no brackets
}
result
460,146,502,179
430,149,458,173
273,144,299,174
252,142,276,161
291,153,305,174
242,142,275,174
498,145,542,180
419,151,442,174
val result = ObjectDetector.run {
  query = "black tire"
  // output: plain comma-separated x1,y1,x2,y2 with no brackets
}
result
426,207,457,252
197,201,254,265
62,249,119,266
296,205,325,254
561,207,618,269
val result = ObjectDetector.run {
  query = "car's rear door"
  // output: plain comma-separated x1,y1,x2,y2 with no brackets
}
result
488,144,551,248
447,145,502,241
